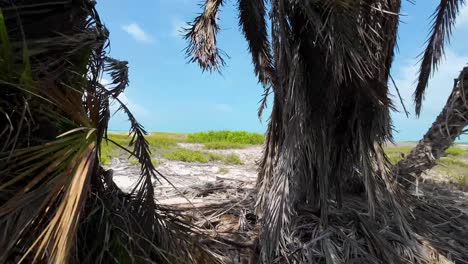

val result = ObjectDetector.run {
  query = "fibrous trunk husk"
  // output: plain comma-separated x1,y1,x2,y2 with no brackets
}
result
395,67,468,188
256,1,468,263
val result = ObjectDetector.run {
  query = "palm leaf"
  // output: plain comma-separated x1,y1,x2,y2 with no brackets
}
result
414,0,465,115
185,0,226,72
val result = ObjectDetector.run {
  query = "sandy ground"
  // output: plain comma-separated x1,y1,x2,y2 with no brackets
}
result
108,143,468,209
109,143,262,205
105,142,468,263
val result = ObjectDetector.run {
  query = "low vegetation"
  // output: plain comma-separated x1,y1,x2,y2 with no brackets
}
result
100,133,181,164
163,148,223,163
384,145,468,186
151,158,162,166
102,132,468,186
203,141,246,149
218,167,230,174
162,148,244,165
100,131,262,163
146,134,178,149
224,153,243,165
188,130,264,148
129,158,140,166
384,146,468,164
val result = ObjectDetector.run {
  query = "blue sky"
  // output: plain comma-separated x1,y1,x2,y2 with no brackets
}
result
97,1,468,141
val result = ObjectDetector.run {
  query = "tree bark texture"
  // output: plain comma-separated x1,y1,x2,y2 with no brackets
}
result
394,67,468,187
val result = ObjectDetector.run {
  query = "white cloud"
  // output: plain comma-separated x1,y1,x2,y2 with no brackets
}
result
213,103,233,113
391,50,468,140
101,78,148,117
393,50,468,113
122,23,154,43
115,93,148,116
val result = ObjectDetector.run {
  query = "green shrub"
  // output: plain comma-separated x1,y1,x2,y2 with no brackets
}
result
163,148,222,163
224,153,243,165
151,158,162,166
146,134,177,149
129,158,140,166
107,133,132,146
454,174,468,186
383,146,413,155
100,141,118,165
99,134,131,165
188,130,264,145
150,132,188,142
445,147,468,156
439,157,468,168
387,154,403,165
204,141,246,149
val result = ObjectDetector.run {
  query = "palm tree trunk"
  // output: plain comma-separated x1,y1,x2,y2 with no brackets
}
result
394,67,468,188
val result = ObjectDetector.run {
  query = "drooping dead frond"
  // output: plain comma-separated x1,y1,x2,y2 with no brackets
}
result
104,57,128,97
185,0,468,261
414,0,465,115
185,0,226,72
237,0,274,118
238,0,274,86
0,1,220,263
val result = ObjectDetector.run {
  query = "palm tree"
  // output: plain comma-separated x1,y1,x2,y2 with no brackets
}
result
186,0,468,262
0,1,218,263
395,66,468,188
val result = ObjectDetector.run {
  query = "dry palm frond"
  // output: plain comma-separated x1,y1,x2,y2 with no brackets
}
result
104,57,128,97
188,0,468,263
21,144,95,264
415,0,466,115
0,1,220,263
185,0,225,72
237,0,274,118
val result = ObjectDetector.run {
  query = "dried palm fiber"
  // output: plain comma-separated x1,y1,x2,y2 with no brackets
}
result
0,0,220,263
186,0,468,263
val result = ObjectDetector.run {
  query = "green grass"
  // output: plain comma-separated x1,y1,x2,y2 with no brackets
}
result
224,153,243,165
445,147,468,156
162,148,223,163
161,148,243,165
454,175,468,186
383,146,413,155
100,131,263,163
149,132,187,142
384,145,468,166
434,158,468,186
188,130,264,145
99,133,182,164
218,167,229,174
146,134,177,149
203,141,246,149
100,141,120,165
129,158,140,166
387,153,404,165
151,158,162,166
438,157,468,168
130,158,162,166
